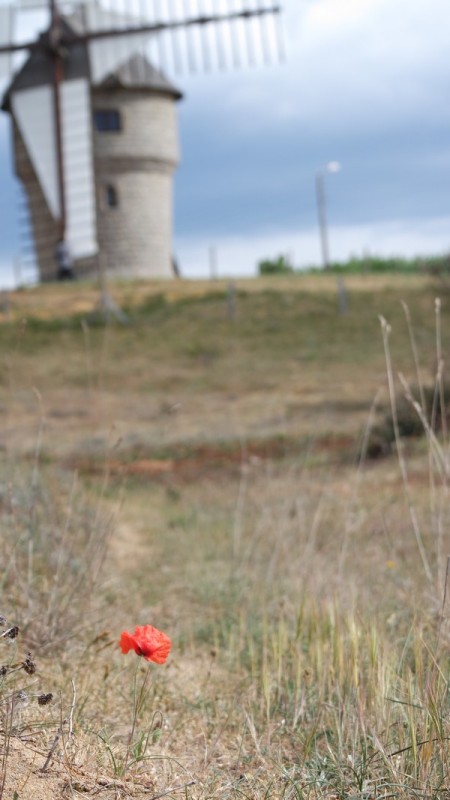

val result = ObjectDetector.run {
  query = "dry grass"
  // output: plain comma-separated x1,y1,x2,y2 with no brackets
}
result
1,275,450,798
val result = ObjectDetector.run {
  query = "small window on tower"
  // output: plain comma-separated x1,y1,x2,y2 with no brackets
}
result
106,185,118,208
94,109,121,132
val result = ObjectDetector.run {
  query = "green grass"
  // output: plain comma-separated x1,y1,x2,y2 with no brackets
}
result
0,277,445,395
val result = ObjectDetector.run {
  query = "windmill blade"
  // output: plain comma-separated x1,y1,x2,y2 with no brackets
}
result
0,1,282,77
60,78,98,258
74,4,149,83
12,78,98,259
66,0,282,75
90,33,145,86
12,85,60,217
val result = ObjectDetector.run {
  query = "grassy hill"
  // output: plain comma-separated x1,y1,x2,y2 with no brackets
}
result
1,273,446,456
1,274,450,799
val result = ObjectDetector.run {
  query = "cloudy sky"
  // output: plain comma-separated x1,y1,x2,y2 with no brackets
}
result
1,0,450,283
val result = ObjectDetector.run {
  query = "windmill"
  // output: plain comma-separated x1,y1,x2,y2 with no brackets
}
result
0,1,283,283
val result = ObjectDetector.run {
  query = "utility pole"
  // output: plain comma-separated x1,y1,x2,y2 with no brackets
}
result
315,161,341,270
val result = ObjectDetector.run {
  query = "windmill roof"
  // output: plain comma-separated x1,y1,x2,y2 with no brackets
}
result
95,53,182,98
1,23,89,111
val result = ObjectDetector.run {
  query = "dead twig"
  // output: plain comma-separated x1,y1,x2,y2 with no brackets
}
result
41,681,76,773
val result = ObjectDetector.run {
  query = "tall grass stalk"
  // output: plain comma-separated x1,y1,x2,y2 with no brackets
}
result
379,315,433,583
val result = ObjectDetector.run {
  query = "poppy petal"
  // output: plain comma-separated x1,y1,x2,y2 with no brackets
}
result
119,630,136,654
146,639,171,664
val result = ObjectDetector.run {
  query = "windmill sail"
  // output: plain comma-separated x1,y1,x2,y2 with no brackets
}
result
11,75,98,259
70,0,282,76
64,4,145,84
60,78,97,259
11,84,59,217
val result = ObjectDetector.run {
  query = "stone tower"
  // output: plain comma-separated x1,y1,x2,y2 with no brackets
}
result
1,32,182,282
92,54,182,280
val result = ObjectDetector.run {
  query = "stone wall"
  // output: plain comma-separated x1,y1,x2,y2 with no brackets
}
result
92,89,179,163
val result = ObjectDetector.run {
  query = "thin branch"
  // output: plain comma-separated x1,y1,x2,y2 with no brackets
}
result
41,682,76,773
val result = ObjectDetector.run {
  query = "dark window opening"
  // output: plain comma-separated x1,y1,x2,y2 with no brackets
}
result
106,185,118,208
94,109,121,132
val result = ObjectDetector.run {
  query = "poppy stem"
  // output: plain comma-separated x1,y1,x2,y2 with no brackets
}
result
124,665,152,774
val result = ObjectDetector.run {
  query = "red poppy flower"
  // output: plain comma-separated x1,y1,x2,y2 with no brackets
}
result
119,625,171,664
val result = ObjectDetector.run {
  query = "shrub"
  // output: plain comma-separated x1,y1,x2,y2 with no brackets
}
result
258,255,294,275
303,254,450,274
0,468,113,651
364,382,450,459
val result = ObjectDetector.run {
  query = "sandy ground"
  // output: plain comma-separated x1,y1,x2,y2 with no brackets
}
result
2,737,161,798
